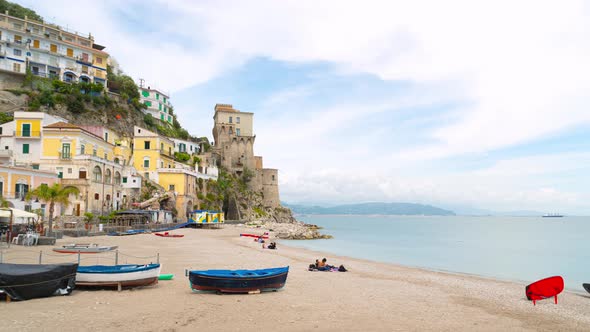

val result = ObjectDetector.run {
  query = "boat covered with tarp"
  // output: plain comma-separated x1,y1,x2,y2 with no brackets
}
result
76,264,161,288
188,266,289,293
0,263,78,301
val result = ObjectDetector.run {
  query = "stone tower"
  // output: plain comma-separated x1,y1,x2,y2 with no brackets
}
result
212,104,280,208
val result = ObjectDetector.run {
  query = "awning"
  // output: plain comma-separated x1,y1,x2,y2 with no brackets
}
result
0,208,39,223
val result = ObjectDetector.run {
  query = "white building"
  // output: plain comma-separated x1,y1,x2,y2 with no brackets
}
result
171,137,200,155
0,111,65,168
0,12,109,84
138,86,174,124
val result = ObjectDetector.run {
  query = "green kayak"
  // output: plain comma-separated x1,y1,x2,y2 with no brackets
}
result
158,274,174,280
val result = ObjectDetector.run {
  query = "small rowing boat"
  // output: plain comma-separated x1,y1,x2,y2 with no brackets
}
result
76,264,161,290
52,244,118,254
154,232,184,238
240,233,269,239
188,266,289,293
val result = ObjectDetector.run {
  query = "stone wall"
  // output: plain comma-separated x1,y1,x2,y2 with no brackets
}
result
0,70,25,90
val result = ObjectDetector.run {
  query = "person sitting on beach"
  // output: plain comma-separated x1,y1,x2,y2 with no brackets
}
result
267,242,277,250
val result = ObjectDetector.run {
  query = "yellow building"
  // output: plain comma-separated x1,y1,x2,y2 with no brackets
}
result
0,165,60,218
131,126,175,183
157,168,198,221
40,122,132,215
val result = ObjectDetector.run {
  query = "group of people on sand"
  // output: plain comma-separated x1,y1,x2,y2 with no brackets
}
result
262,242,277,250
309,258,347,272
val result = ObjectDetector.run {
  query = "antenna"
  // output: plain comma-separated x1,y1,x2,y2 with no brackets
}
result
139,78,144,88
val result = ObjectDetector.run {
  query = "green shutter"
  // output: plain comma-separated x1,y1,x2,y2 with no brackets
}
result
163,97,166,103
168,115,171,122
142,90,149,97
161,114,164,120
144,101,152,107
159,103,162,110
156,93,159,100
122,177,127,183
22,143,29,154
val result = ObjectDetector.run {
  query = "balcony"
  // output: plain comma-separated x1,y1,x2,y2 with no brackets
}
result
60,178,90,186
160,149,174,158
14,131,41,138
0,150,12,158
75,55,92,65
59,152,72,160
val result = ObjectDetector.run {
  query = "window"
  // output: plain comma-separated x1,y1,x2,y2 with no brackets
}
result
93,166,102,182
236,117,240,124
33,40,39,48
144,141,150,149
13,63,20,72
14,35,22,43
144,101,152,107
229,116,233,123
163,97,167,103
32,164,39,170
236,128,240,136
96,57,103,64
93,148,97,156
104,153,107,160
156,93,159,100
50,44,57,53
22,143,29,154
79,169,87,179
122,177,128,184
94,193,99,200
61,143,71,159
80,144,85,154
144,172,149,179
13,49,22,56
142,90,149,97
272,175,275,181
161,114,164,120
0,127,2,135
21,123,30,137
143,158,150,168
169,185,175,191
159,103,162,110
104,132,109,142
68,168,72,174
66,48,73,57
168,115,171,122
82,65,89,74
81,53,89,62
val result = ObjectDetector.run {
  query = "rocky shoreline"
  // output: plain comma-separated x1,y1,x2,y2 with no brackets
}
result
240,220,333,240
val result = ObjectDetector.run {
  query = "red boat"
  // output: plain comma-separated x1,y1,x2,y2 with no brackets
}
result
240,232,269,239
154,232,184,238
526,276,564,305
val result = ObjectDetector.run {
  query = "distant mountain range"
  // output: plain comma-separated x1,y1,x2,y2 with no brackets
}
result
283,202,456,216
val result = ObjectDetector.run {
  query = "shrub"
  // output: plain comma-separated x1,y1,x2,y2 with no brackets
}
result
174,152,190,162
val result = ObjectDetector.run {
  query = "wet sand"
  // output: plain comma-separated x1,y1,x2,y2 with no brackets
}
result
1,225,590,331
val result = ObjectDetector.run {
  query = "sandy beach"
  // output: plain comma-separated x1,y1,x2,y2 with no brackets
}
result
1,225,590,332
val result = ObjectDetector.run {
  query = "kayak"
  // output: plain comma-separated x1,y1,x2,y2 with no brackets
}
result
159,274,174,280
154,232,184,238
240,233,269,239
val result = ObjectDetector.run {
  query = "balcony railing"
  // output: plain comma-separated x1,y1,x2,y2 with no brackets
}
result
14,131,41,138
59,152,71,160
160,149,174,157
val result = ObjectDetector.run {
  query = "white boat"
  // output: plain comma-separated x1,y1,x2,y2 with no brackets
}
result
76,264,161,290
52,243,118,254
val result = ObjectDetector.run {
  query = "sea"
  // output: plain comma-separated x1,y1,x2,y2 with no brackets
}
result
287,215,589,292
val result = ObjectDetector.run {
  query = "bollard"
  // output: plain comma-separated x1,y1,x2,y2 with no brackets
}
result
115,250,119,265
157,253,160,264
39,251,42,264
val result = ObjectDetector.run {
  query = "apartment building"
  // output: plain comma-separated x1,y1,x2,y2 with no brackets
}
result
0,12,109,84
138,86,174,124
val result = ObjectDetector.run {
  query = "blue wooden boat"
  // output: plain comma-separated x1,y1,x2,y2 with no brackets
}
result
188,266,289,293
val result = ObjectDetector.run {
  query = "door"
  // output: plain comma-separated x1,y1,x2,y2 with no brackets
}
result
75,204,81,216
21,123,31,137
61,143,71,159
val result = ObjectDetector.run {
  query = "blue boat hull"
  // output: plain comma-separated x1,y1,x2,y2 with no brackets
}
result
189,267,289,293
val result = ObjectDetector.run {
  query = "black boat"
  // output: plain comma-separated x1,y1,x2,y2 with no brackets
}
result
188,266,289,293
0,263,78,301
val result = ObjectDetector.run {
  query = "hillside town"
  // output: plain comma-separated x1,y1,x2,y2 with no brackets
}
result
0,10,285,232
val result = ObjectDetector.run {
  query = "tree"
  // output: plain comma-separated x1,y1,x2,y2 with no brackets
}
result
26,184,79,236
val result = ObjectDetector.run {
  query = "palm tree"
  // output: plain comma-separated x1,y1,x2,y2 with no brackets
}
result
26,183,79,236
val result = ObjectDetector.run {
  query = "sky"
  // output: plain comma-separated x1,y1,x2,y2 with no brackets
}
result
18,0,590,214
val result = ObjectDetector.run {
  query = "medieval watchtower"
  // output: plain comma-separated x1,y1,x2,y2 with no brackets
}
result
212,104,280,208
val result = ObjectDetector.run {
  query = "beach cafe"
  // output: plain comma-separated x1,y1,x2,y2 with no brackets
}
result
0,208,41,246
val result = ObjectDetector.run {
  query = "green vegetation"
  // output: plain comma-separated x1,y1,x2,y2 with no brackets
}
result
83,212,94,224
0,0,43,21
26,184,79,236
174,152,190,162
0,112,13,125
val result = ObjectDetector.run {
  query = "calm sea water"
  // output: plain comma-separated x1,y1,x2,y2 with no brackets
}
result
287,215,590,292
